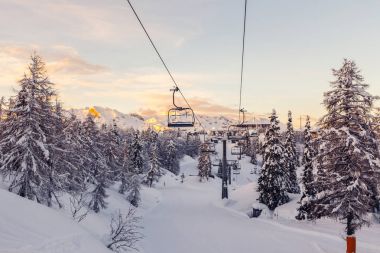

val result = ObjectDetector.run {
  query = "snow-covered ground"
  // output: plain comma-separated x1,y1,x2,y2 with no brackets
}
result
1,140,380,253
140,141,380,253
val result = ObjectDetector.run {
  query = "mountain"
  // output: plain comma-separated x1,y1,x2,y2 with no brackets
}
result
70,106,279,131
70,106,146,130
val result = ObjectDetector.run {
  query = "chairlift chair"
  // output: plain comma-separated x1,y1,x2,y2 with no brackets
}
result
231,146,242,156
232,162,241,173
200,142,216,153
167,87,195,128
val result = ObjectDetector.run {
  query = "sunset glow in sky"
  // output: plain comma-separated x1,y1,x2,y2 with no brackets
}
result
1,0,380,123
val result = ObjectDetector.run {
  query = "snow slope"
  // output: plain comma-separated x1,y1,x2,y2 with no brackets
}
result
140,143,380,253
2,140,379,253
0,189,111,253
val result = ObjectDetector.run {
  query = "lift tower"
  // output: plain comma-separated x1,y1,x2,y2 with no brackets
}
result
222,139,228,199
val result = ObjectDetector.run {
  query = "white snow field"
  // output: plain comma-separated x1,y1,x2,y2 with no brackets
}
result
0,188,111,253
1,141,380,253
140,142,380,253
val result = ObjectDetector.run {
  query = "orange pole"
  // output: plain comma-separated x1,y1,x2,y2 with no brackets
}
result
346,236,356,253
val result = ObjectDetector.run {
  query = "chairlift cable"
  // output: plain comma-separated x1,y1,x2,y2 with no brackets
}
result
238,0,248,123
125,0,205,131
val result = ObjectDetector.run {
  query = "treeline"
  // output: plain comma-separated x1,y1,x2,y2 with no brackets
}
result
258,59,380,237
0,54,200,212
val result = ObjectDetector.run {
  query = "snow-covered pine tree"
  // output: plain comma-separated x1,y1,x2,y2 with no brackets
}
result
141,127,155,173
82,114,110,213
129,131,144,175
296,116,316,220
185,134,201,158
197,144,211,182
283,111,300,194
249,142,258,166
166,139,180,175
101,122,124,181
118,129,135,195
61,113,88,193
373,107,380,140
146,132,161,187
257,110,289,210
0,54,62,206
125,132,143,207
0,96,6,122
127,174,141,207
309,59,380,236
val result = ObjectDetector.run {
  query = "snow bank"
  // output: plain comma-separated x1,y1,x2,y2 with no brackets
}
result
0,189,111,253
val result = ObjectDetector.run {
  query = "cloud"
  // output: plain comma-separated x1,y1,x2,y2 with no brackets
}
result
47,46,108,75
0,43,107,79
2,0,201,48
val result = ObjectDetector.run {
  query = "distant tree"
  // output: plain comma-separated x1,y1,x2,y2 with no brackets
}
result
197,144,211,182
128,132,144,175
101,122,124,181
257,110,289,210
283,111,300,194
146,139,161,187
296,116,316,220
309,59,380,236
246,139,258,166
159,137,181,175
127,174,141,207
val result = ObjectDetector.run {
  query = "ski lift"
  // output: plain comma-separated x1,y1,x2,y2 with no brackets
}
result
168,87,195,128
232,162,241,174
249,129,258,137
200,142,216,153
211,137,219,144
227,109,250,141
231,146,242,156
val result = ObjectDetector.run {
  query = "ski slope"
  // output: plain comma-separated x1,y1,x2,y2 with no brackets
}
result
0,188,111,253
1,140,379,253
140,142,380,253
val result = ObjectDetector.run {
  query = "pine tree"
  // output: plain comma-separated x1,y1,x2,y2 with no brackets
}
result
197,144,211,182
127,174,141,207
82,114,110,213
146,137,161,187
373,107,380,140
88,179,108,213
129,132,144,175
249,141,258,165
0,54,61,206
257,110,289,210
166,139,180,175
125,132,143,207
0,96,6,122
283,111,300,194
296,116,316,220
309,59,380,236
101,122,124,181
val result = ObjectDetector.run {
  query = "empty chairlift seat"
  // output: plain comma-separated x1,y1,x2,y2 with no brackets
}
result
231,146,242,156
167,87,195,128
168,107,195,127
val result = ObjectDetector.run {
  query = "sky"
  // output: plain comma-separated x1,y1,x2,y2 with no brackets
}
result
0,0,380,124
